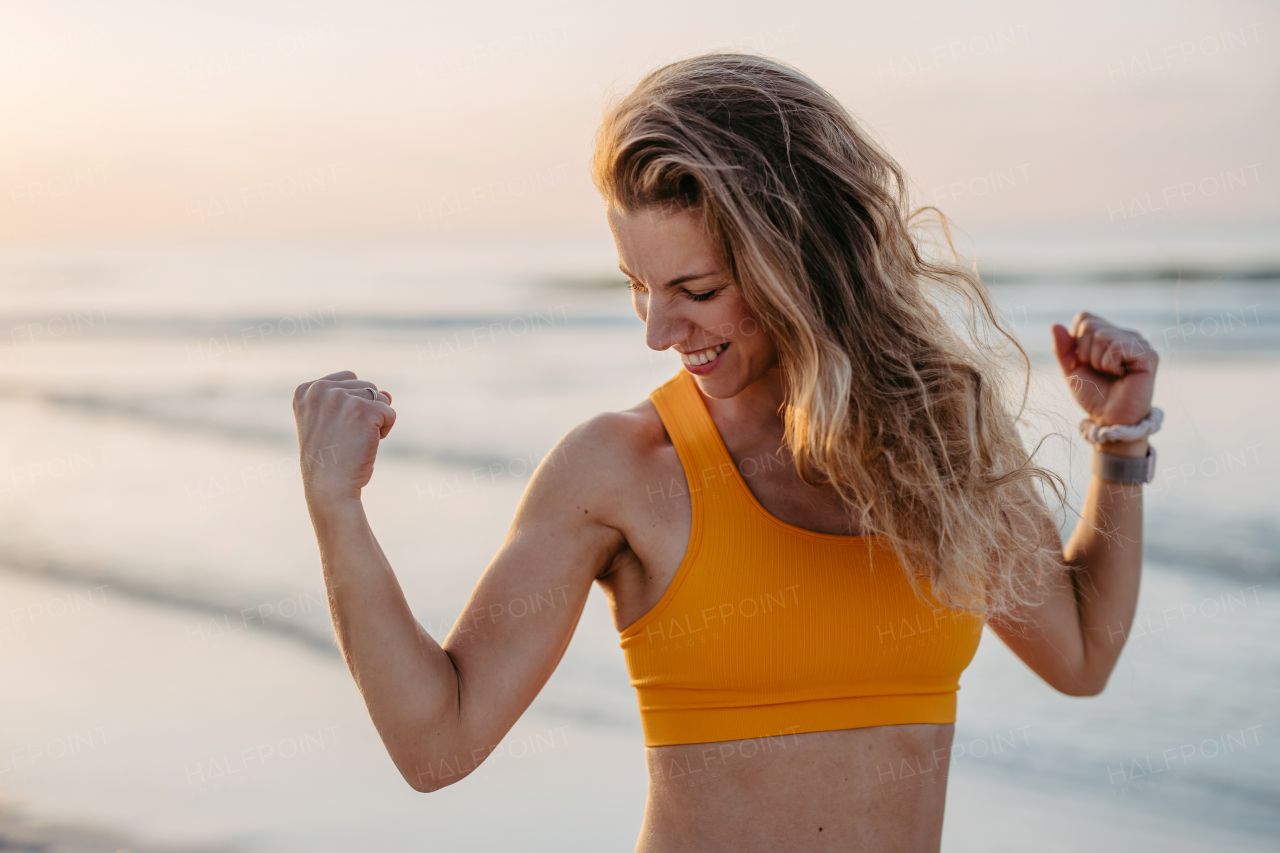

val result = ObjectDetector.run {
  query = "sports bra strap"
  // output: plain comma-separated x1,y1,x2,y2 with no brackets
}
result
649,372,742,510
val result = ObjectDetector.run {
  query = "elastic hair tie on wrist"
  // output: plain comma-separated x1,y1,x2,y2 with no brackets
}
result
1078,407,1163,446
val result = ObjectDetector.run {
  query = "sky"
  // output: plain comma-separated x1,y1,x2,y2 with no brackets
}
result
0,0,1276,246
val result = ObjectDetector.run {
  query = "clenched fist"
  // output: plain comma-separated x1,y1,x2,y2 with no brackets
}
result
293,370,397,506
1052,313,1158,430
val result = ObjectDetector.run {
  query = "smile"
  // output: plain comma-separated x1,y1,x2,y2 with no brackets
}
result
679,342,728,367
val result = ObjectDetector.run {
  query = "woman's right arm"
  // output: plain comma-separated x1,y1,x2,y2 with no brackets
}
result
293,371,628,792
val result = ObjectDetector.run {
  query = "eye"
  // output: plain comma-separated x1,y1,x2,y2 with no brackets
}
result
627,280,648,294
686,289,717,302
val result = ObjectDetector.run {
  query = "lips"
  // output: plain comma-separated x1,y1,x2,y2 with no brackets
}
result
679,342,728,366
678,342,729,375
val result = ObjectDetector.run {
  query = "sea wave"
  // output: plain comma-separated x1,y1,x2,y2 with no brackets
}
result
0,385,521,471
0,546,339,656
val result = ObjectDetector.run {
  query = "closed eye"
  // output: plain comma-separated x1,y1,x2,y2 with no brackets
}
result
686,288,717,302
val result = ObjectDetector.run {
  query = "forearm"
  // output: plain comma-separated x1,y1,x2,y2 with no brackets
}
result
1062,437,1147,687
309,497,461,782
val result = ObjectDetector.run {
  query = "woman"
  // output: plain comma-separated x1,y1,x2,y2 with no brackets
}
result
293,54,1159,851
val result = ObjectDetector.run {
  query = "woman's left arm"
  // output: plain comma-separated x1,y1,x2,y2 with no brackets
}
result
988,312,1158,696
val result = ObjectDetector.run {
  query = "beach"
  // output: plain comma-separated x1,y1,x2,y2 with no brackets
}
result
0,239,1276,851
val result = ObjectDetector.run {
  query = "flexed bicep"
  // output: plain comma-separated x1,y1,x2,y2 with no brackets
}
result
425,415,632,783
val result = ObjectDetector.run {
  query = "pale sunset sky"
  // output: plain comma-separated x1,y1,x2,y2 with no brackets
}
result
1,0,1276,247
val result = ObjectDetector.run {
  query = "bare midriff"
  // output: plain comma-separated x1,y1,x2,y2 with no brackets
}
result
637,724,954,853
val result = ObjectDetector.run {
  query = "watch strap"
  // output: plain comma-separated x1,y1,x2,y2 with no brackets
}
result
1092,446,1155,484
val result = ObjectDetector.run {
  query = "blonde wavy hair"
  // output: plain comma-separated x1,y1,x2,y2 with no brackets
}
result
592,53,1065,619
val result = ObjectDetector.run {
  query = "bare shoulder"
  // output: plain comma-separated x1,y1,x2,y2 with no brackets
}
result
520,398,675,521
572,398,668,453
542,399,670,488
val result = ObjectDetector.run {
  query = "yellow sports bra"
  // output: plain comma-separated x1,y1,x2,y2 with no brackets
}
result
619,371,984,747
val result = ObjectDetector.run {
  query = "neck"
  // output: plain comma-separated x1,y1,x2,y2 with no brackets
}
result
697,366,788,435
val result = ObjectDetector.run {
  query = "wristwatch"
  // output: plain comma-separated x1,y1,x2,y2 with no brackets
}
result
1091,446,1156,484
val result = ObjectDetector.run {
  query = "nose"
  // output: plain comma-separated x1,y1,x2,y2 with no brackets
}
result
642,293,691,353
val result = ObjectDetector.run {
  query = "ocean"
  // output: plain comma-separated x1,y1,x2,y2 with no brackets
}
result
0,234,1276,852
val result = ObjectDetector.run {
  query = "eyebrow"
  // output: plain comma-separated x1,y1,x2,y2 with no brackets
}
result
618,265,719,289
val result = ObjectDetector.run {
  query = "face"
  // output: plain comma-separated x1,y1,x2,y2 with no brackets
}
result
608,204,778,399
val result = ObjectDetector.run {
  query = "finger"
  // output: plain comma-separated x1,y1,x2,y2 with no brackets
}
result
1068,312,1095,336
377,404,397,439
1051,324,1077,375
298,378,376,402
1088,328,1115,375
1074,323,1096,370
1099,339,1127,376
1114,332,1158,373
312,379,381,399
341,387,387,403
1103,331,1146,375
293,377,367,406
322,379,377,390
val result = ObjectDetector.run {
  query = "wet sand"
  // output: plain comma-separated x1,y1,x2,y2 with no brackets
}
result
0,803,224,853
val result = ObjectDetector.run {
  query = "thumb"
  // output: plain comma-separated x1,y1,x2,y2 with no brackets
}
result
377,403,397,439
1051,324,1077,376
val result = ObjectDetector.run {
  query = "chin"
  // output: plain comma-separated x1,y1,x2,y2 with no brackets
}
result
689,374,735,399
685,363,750,399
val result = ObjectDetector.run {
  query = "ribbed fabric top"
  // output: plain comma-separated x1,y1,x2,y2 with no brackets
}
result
620,371,983,747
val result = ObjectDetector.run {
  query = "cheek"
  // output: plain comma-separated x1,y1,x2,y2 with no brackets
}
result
631,290,649,321
720,299,773,361
719,297,760,343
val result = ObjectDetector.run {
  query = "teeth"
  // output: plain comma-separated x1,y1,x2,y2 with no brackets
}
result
680,342,727,365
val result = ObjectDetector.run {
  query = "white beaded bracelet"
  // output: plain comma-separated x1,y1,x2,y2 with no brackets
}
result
1078,407,1163,446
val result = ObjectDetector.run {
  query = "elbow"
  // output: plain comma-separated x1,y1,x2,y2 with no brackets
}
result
405,766,442,793
398,747,481,794
1054,669,1111,697
1058,682,1105,698
403,765,463,794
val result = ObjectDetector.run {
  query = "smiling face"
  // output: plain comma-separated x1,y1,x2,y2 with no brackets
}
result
608,204,778,399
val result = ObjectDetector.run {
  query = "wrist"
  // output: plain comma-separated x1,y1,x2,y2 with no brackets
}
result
306,493,365,528
1091,441,1155,485
1079,407,1162,449
1097,437,1149,458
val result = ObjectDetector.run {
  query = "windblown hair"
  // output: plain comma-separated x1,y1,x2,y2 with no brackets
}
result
592,53,1065,619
